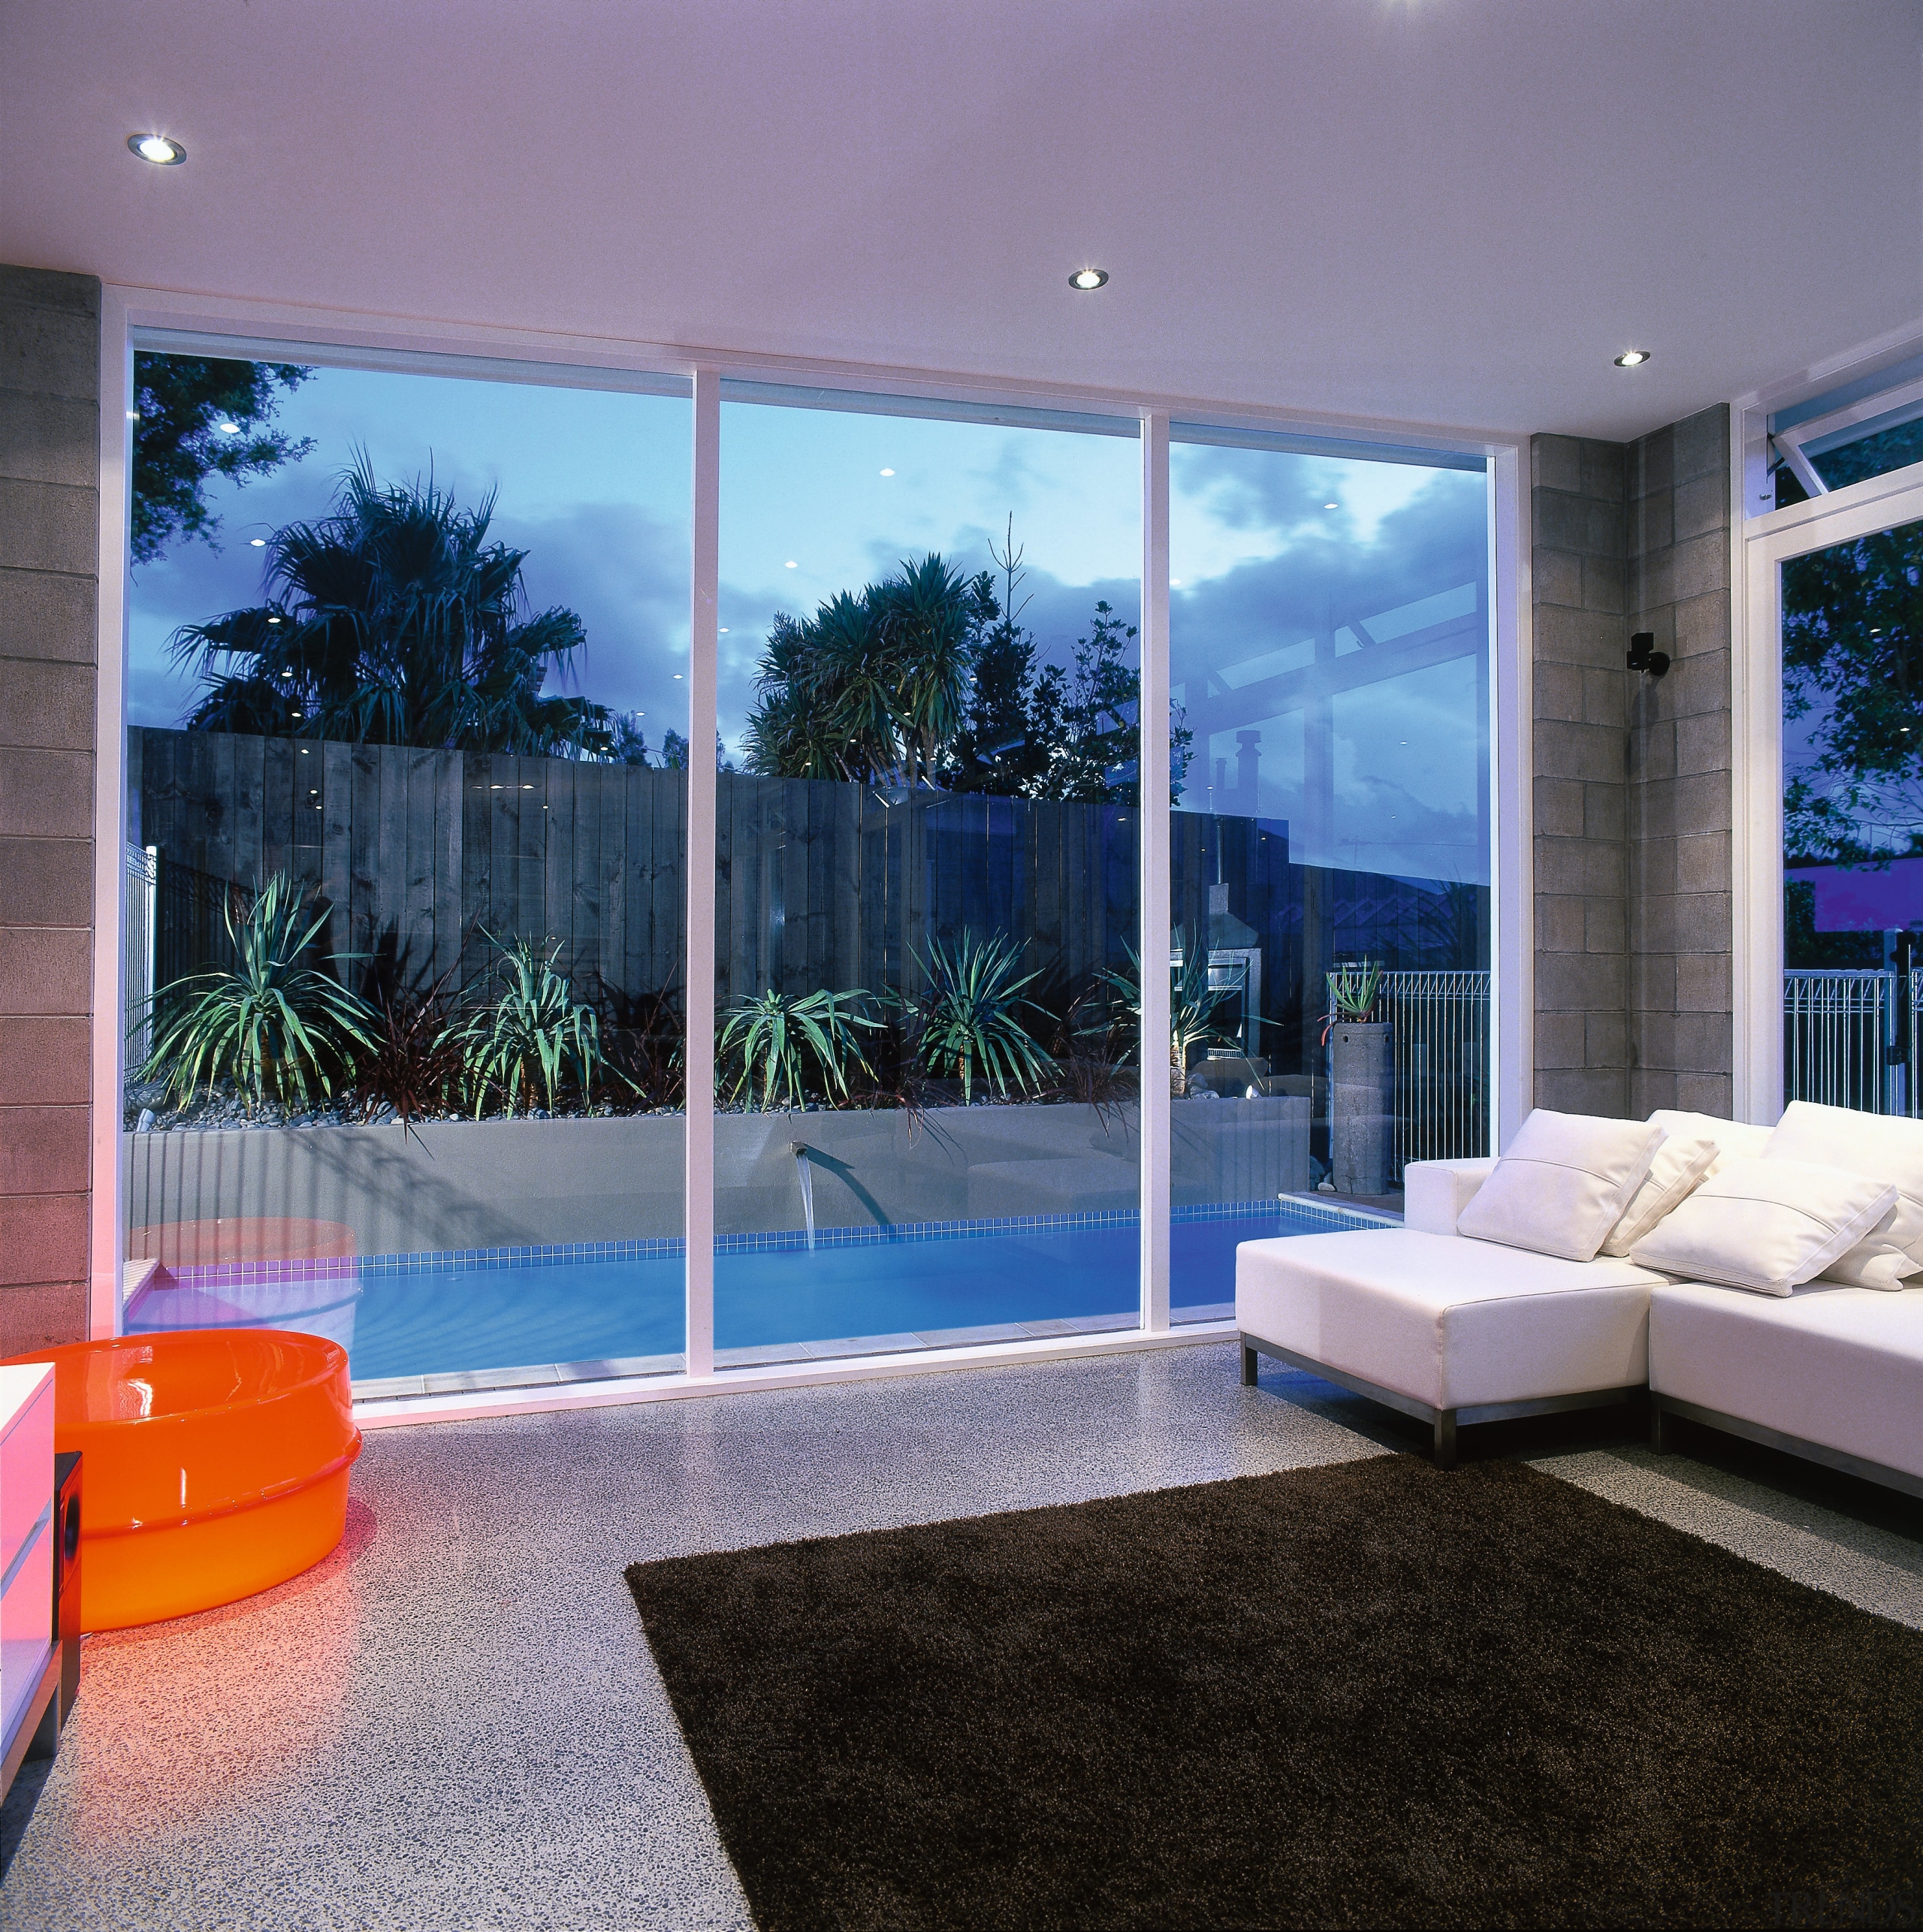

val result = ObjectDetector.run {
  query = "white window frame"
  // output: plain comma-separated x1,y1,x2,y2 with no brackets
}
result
92,284,1529,1423
1736,454,1923,1121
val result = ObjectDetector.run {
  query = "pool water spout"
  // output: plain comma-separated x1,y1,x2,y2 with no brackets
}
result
790,1141,816,1252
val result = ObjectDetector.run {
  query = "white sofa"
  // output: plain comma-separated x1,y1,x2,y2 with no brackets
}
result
1236,1158,1663,1467
1649,1279,1923,1500
1238,1146,1923,1493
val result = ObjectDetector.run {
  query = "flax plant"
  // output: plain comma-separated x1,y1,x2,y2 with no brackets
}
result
718,987,879,1112
140,873,376,1109
453,935,608,1117
1096,934,1239,1094
900,931,1052,1104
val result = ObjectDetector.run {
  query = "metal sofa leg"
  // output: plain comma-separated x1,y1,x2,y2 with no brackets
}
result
1240,1342,1259,1387
1433,1410,1457,1469
1650,1402,1671,1454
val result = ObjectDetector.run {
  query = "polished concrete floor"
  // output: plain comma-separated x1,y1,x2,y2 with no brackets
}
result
3,1342,1919,1931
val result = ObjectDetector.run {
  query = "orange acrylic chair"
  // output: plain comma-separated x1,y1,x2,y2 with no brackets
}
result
0,1329,361,1632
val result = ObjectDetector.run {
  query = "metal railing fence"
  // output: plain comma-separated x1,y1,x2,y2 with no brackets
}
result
1783,968,1923,1116
1378,970,1490,1173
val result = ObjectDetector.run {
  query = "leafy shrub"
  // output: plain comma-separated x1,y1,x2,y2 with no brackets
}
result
898,931,1052,1104
349,967,465,1126
718,988,879,1112
140,873,376,1109
596,982,686,1110
451,936,611,1117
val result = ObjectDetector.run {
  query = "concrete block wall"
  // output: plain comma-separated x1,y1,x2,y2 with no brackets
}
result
1529,406,1734,1123
1530,435,1630,1113
1627,406,1734,1115
0,267,101,1352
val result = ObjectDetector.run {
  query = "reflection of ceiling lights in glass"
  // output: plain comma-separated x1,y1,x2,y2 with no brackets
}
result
249,537,266,546
1614,349,1650,367
880,468,895,476
216,421,241,435
1324,501,1339,509
129,134,186,165
1069,268,1109,291
784,560,798,568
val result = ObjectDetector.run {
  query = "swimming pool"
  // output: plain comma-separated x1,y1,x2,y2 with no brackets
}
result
125,1197,1393,1396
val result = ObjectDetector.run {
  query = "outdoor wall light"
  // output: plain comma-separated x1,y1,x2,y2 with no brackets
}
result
1069,268,1109,291
1628,630,1670,678
128,134,186,165
1614,349,1650,368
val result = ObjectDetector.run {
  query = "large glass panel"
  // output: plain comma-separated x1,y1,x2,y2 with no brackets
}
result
1781,514,1923,1113
122,353,691,1392
714,392,1141,1361
1167,436,1491,1315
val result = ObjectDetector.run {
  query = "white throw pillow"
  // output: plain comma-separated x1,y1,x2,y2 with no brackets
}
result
1598,1135,1718,1256
1765,1100,1923,1291
1455,1109,1665,1262
1629,1157,1899,1297
1646,1109,1774,1177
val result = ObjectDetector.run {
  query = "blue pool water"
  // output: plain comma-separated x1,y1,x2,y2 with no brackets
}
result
128,1200,1393,1386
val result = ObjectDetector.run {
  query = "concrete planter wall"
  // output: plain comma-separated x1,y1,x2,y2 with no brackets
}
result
124,1096,1309,1259
1329,1022,1393,1195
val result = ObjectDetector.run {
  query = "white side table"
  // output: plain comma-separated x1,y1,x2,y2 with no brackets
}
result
0,1362,59,1802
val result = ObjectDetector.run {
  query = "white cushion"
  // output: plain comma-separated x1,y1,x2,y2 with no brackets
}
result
1454,1109,1664,1262
1765,1100,1923,1290
1650,1278,1923,1482
1236,1228,1662,1412
1401,1158,1496,1235
1630,1157,1897,1297
1647,1109,1773,1176
1598,1135,1718,1256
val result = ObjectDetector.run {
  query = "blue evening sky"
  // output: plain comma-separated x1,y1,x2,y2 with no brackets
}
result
128,359,1487,878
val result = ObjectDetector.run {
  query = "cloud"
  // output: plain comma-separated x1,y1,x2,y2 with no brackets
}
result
503,503,690,722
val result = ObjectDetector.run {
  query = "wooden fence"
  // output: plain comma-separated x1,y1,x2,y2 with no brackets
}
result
131,729,1483,1048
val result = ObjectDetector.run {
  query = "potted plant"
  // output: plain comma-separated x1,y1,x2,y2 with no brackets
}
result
1324,960,1391,1196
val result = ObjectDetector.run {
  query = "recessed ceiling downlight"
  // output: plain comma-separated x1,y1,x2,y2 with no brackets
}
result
1069,268,1109,291
129,134,186,165
1614,349,1650,368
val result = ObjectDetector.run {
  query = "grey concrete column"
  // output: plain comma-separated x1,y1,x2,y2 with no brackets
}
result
0,266,101,1351
1530,434,1630,1115
1626,405,1734,1116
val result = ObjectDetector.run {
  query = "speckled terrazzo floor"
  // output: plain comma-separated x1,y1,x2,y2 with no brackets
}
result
2,1344,1918,1932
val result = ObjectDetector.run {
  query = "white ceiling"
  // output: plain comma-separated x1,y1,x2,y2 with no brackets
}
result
3,0,1918,442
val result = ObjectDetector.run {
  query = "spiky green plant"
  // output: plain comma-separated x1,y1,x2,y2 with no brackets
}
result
452,935,607,1117
718,987,879,1112
900,931,1052,1104
140,873,376,1109
1325,958,1384,1024
1096,934,1239,1091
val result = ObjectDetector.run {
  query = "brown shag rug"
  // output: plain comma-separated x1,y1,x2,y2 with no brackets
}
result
625,1456,1923,1930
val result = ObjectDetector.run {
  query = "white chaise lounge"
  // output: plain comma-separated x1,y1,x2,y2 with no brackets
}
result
1236,1155,1662,1468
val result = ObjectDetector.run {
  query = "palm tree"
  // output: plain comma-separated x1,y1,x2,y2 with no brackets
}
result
743,554,983,788
171,457,606,756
